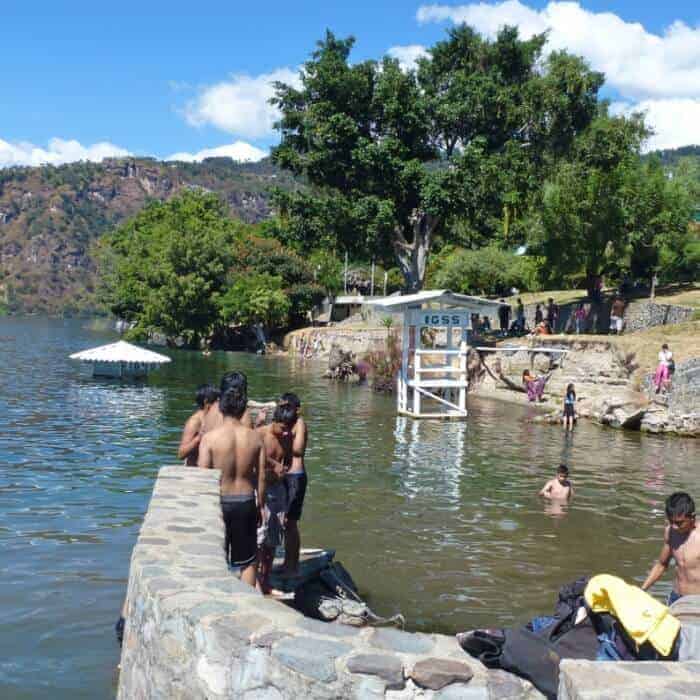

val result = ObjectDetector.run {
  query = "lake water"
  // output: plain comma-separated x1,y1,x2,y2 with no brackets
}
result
0,316,696,698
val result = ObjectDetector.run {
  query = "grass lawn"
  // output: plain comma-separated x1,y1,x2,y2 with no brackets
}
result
504,282,699,310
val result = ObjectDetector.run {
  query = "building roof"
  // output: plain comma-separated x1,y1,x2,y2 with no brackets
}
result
367,290,502,311
69,340,171,365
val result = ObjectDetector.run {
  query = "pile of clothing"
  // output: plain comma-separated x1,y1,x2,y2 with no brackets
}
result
458,574,698,699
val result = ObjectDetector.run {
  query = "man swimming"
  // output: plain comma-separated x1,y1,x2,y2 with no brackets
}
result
642,492,700,604
257,403,295,593
177,384,219,466
200,371,255,434
279,392,308,576
197,384,266,587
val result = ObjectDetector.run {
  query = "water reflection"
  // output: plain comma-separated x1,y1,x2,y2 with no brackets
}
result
0,317,697,698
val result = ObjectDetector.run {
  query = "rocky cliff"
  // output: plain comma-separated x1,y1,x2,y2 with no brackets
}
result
0,157,294,314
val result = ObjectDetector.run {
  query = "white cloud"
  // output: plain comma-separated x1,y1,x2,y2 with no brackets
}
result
387,44,429,71
611,99,700,152
416,2,700,149
0,137,130,168
167,141,268,163
184,68,301,139
417,2,700,101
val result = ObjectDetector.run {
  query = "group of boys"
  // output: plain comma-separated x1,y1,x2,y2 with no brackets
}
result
178,371,308,593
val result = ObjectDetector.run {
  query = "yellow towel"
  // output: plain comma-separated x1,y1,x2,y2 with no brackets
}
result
584,574,680,657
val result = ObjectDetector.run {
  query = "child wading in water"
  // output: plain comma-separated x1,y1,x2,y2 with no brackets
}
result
563,383,576,431
540,464,573,500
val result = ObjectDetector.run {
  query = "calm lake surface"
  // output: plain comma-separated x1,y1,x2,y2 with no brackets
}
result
0,316,696,698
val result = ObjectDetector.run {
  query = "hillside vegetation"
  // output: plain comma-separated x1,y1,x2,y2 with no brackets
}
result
0,157,296,314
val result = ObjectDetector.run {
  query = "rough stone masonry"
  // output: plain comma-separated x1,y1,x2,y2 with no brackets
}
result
117,467,542,699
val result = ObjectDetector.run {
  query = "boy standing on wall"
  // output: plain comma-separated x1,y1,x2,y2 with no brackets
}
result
198,385,266,588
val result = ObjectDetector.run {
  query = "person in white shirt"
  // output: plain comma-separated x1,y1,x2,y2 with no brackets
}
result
654,343,674,394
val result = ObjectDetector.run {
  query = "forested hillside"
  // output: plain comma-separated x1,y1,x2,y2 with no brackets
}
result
0,157,296,314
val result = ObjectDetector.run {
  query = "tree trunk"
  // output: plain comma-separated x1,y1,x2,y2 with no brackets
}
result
394,210,439,293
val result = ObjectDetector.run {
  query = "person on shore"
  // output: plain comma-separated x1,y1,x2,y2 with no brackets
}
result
498,299,511,335
279,392,308,577
563,383,576,431
539,464,573,500
534,303,543,326
654,344,674,394
515,298,525,333
197,386,265,587
609,296,625,335
200,371,255,434
546,298,559,333
573,303,586,335
531,320,551,337
256,403,295,594
642,492,700,605
480,315,491,333
522,369,550,402
177,384,219,466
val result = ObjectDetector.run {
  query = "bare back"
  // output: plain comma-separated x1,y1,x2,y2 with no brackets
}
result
198,417,265,498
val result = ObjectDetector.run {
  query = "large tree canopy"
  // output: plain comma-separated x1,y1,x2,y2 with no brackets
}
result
531,112,693,295
271,27,603,290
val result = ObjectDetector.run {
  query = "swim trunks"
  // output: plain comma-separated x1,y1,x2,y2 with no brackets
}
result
258,481,287,549
221,494,257,568
564,403,575,418
285,472,307,521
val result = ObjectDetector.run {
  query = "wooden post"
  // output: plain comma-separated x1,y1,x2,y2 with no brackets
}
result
413,351,422,415
370,260,375,297
459,340,467,413
383,271,388,296
344,251,348,293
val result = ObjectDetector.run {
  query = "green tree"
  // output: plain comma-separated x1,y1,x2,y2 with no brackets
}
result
531,113,649,296
99,190,239,347
271,28,602,291
218,273,291,330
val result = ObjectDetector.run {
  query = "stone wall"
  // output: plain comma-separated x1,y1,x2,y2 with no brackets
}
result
284,327,390,360
118,467,542,699
516,299,694,334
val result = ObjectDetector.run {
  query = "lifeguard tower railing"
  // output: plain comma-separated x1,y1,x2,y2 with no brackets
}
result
368,291,503,419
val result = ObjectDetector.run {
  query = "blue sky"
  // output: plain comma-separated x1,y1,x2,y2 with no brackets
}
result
1,1,698,166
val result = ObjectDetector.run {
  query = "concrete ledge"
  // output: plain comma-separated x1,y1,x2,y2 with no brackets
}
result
117,467,542,699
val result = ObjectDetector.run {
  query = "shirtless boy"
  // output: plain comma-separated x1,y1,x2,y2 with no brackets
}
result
198,385,266,587
539,464,573,500
177,384,219,465
279,392,308,575
257,403,295,593
642,492,700,604
200,371,254,434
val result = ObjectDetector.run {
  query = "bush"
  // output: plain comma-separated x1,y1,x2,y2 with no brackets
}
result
218,273,291,329
431,246,541,296
364,331,401,392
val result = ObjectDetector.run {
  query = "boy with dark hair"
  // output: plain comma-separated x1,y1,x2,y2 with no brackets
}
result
279,392,308,576
198,386,265,587
201,372,255,433
257,403,296,594
177,384,219,465
643,492,700,604
539,464,573,500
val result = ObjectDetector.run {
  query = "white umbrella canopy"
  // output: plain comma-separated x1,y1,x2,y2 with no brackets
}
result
70,341,171,377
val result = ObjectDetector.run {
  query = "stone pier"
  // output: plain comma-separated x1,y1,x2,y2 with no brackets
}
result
117,467,541,699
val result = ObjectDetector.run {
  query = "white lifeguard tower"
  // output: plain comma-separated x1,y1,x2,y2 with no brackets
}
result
369,291,502,419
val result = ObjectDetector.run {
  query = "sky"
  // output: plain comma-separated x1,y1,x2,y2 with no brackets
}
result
1,0,698,167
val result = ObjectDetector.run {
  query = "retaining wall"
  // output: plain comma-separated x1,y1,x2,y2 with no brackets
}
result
117,467,542,699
